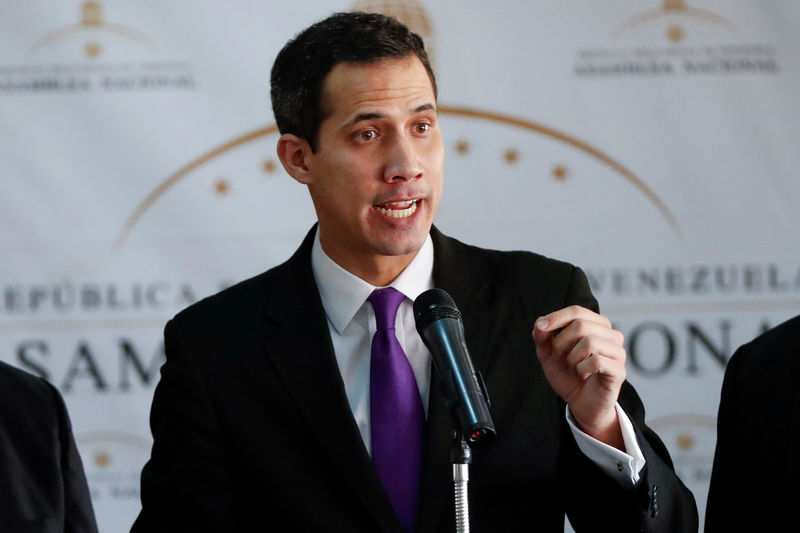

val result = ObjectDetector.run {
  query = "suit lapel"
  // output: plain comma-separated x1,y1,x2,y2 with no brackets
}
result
417,227,494,533
260,227,401,533
260,226,497,533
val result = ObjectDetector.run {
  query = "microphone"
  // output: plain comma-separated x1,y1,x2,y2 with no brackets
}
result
413,288,496,446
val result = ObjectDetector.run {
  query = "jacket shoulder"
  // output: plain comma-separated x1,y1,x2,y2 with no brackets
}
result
171,253,303,330
440,233,579,280
0,361,65,434
436,233,596,310
727,314,800,375
0,361,59,406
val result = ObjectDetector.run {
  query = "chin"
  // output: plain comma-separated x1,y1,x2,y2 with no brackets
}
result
372,230,428,258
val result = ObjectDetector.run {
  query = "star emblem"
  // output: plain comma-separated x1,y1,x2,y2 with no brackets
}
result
262,160,277,174
214,179,230,195
503,149,519,165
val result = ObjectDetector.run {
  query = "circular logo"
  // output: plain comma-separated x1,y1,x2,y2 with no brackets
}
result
648,414,716,515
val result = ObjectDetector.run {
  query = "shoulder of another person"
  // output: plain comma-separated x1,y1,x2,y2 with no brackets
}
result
0,361,62,420
727,313,800,378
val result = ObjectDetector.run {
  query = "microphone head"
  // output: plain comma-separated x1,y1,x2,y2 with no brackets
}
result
413,288,461,331
414,288,497,446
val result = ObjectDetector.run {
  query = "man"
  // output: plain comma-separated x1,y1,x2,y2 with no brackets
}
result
705,314,799,532
132,12,697,532
0,361,98,533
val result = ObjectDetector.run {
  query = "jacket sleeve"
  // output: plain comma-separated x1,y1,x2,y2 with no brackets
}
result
48,382,99,533
561,266,699,533
131,319,235,533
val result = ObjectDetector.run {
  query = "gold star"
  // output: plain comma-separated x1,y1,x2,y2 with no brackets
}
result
667,26,685,43
552,165,568,181
214,179,230,195
94,451,111,468
503,149,519,165
85,42,102,58
676,433,695,451
455,140,470,155
262,160,277,174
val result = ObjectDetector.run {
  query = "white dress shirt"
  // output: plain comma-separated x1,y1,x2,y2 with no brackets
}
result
310,228,645,485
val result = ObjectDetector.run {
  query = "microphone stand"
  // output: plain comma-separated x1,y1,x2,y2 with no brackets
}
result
450,434,472,533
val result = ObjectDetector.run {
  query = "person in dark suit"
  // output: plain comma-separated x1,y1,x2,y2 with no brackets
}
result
705,314,799,532
0,361,98,533
132,12,697,532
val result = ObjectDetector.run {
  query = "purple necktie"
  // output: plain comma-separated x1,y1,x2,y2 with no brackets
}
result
368,287,425,533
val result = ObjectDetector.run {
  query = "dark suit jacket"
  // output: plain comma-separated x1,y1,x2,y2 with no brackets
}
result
705,314,800,532
0,361,98,533
132,227,697,532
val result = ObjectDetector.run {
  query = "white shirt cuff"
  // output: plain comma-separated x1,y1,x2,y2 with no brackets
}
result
565,403,646,486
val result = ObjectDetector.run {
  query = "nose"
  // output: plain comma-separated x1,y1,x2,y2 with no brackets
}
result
383,134,423,182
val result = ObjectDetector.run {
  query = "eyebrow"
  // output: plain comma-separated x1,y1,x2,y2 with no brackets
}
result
344,103,437,128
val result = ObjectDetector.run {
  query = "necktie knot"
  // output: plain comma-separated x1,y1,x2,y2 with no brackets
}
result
368,287,405,331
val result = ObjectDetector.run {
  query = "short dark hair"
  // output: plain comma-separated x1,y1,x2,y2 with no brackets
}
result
270,11,437,152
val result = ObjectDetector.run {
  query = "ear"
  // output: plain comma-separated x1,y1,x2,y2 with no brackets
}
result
277,133,315,184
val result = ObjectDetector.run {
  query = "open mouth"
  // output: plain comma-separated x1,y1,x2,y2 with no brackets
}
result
374,199,419,219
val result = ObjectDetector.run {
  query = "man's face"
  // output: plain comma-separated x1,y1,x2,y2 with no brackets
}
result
306,55,444,280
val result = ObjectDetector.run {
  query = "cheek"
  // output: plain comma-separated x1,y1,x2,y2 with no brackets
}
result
318,161,377,211
422,135,445,169
339,159,382,199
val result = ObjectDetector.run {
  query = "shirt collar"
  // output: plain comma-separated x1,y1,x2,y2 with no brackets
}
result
311,226,434,334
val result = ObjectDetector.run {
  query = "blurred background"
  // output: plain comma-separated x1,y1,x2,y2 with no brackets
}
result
1,1,798,530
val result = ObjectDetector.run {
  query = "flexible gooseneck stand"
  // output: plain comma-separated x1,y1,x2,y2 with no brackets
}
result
451,435,472,533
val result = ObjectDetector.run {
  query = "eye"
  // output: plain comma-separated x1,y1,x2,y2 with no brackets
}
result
359,129,377,141
414,122,431,134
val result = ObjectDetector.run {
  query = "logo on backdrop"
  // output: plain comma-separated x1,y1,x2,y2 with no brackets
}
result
114,0,683,248
575,0,778,78
616,0,737,44
351,0,435,62
0,1,194,93
28,1,158,60
78,432,150,505
649,415,716,514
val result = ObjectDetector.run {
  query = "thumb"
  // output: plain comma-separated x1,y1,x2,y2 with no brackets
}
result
532,317,554,360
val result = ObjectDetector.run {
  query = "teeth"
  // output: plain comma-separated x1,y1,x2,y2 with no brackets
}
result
376,199,418,218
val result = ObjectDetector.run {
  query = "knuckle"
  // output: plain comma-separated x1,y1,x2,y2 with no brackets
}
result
572,319,589,337
566,304,583,317
584,336,601,354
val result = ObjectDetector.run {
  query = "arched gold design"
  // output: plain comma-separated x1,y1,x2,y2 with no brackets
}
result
76,431,152,449
115,126,278,247
115,108,682,247
29,1,158,56
615,1,738,36
349,0,435,64
438,106,682,237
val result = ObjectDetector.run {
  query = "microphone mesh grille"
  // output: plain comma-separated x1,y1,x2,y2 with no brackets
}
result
413,288,462,330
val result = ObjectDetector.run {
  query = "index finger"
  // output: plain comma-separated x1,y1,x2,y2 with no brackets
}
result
534,305,611,334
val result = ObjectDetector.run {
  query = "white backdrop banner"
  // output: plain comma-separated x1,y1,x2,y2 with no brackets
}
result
1,1,799,531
